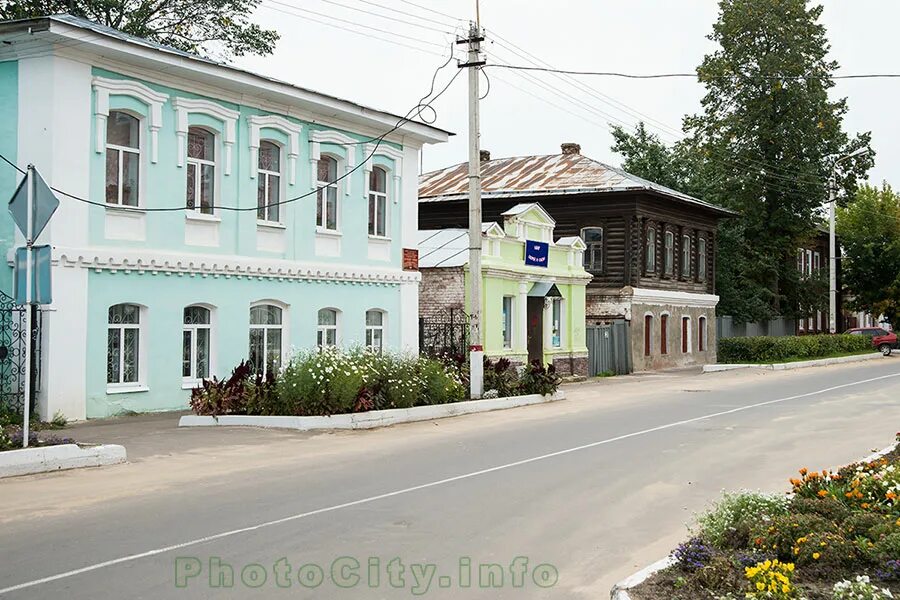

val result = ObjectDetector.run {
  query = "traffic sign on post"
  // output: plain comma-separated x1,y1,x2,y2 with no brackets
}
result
9,168,59,240
14,245,52,305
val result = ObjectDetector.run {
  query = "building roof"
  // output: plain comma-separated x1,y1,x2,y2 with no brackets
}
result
0,14,451,145
417,229,471,268
419,151,736,216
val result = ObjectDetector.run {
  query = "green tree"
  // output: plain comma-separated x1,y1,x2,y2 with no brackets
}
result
837,184,900,330
1,0,279,58
611,0,873,323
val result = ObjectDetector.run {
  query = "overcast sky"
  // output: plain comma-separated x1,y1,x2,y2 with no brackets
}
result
235,0,899,185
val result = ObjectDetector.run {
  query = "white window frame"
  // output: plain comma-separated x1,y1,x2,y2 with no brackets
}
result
551,297,564,348
368,166,390,238
664,230,675,275
249,301,287,378
681,315,692,353
106,303,147,392
645,225,657,273
105,110,142,208
502,296,514,349
365,309,386,352
581,227,603,272
183,304,214,386
681,233,691,278
316,154,341,233
257,140,282,224
185,126,218,217
698,236,707,281
317,307,340,347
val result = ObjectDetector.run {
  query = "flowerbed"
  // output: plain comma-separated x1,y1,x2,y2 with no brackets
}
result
0,407,73,452
631,437,900,600
190,349,561,417
718,335,875,364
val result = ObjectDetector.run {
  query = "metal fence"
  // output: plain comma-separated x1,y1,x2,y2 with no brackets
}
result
586,320,632,376
419,308,469,358
716,316,797,340
0,290,41,415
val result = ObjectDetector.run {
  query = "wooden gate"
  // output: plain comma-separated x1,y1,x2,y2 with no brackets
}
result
586,320,632,376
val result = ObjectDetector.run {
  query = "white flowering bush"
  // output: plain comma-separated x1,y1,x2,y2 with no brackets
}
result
694,490,791,550
832,576,894,599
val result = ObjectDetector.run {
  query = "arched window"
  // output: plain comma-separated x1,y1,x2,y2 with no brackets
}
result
249,304,283,376
645,225,657,273
317,308,338,347
316,156,339,231
108,303,141,385
183,306,211,382
581,227,603,272
186,127,215,215
681,316,691,353
644,314,653,357
660,313,669,355
105,111,140,207
365,310,385,352
368,167,388,237
257,141,281,223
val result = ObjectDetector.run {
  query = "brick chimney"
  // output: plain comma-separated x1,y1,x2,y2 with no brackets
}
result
480,149,491,162
561,142,581,155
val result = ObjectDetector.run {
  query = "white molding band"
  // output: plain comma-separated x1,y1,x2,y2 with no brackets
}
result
310,130,358,195
44,246,421,284
92,76,169,163
629,287,720,308
365,143,404,204
248,115,302,185
172,97,240,174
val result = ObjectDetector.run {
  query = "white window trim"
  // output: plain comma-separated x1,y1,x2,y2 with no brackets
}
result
93,77,168,164
365,309,386,351
106,303,148,393
502,295,514,349
311,130,357,195
256,140,283,224
681,315,693,354
664,230,675,275
185,126,219,217
681,233,692,277
645,226,657,273
248,115,302,185
249,300,289,378
643,311,654,356
367,166,391,239
660,310,671,355
550,297,565,349
698,315,708,352
365,143,403,205
173,97,239,175
182,304,215,387
317,307,341,347
698,236,707,281
315,154,343,233
104,110,142,208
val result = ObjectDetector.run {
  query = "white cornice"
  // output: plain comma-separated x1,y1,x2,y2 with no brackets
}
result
172,97,240,174
479,266,592,285
248,115,302,184
364,143,404,204
40,246,420,284
92,76,169,163
309,130,358,195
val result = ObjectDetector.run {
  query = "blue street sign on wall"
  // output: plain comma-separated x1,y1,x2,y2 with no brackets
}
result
14,245,52,305
524,240,549,268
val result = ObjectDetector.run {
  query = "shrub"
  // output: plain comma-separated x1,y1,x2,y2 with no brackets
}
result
843,512,892,541
718,334,873,364
790,530,857,570
189,361,254,416
672,537,713,572
696,491,791,550
518,360,561,396
832,575,894,599
277,348,364,416
744,559,798,599
791,496,851,522
751,513,839,560
483,357,519,397
420,358,465,405
871,532,900,563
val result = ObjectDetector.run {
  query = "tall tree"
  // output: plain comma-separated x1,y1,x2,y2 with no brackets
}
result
1,0,279,58
612,0,873,323
837,184,900,330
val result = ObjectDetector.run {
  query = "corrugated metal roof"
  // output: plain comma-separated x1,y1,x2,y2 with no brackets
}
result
419,152,736,216
417,229,470,268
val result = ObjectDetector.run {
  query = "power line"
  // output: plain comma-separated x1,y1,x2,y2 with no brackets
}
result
487,64,900,81
351,0,460,29
396,0,461,24
0,49,463,214
303,0,454,34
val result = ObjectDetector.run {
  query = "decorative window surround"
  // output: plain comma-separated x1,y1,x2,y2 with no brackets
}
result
173,98,239,174
310,130,358,195
365,143,404,204
249,115,302,184
93,77,168,163
45,246,421,284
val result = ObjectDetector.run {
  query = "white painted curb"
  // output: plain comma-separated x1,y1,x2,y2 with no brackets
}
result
610,442,900,599
703,352,885,373
0,444,127,479
179,391,565,431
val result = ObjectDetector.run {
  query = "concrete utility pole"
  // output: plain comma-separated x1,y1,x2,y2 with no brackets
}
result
829,147,869,334
458,19,485,399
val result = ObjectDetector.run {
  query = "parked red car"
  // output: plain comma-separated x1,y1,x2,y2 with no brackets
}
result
847,327,898,356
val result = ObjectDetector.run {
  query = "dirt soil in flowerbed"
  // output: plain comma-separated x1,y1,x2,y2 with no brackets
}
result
629,444,900,600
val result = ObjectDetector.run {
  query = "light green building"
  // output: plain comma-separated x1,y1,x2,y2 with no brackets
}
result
418,203,592,376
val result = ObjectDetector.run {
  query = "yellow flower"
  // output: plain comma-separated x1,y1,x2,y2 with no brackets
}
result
812,552,820,560
756,582,765,591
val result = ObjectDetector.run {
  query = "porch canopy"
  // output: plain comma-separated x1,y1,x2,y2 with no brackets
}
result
528,282,562,297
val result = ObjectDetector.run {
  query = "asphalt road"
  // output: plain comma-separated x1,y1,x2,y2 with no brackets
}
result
2,358,900,599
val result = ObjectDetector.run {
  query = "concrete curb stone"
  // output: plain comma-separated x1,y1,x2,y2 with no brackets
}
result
703,352,886,373
0,444,127,479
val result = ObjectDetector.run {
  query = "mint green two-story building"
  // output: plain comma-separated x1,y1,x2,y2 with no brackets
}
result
0,15,449,419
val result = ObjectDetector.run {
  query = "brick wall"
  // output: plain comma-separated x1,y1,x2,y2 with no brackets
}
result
419,268,465,320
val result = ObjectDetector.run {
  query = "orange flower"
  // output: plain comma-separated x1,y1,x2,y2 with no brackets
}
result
799,468,808,476
817,490,829,498
887,491,897,501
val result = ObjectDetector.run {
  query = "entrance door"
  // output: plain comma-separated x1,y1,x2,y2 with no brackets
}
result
526,297,544,365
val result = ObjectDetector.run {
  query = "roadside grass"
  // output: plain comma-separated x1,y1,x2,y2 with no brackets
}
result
726,348,878,365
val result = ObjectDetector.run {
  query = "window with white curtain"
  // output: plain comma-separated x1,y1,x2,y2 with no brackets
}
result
317,308,338,347
365,310,384,352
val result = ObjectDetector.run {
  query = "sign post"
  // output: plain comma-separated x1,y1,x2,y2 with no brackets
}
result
8,165,59,448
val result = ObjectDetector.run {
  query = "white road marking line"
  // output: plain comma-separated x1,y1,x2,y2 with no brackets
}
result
2,371,899,595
